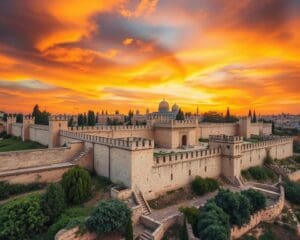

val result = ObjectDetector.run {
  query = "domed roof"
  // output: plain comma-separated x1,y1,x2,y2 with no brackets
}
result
172,103,179,112
158,99,170,113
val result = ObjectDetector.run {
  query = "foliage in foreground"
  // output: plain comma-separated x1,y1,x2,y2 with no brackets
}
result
191,176,219,196
241,166,277,182
86,199,131,234
0,194,48,240
41,183,66,223
61,166,92,204
241,189,266,214
284,180,300,204
0,181,46,200
214,189,251,227
197,201,230,240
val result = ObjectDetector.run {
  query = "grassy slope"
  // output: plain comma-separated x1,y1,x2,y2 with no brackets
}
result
0,137,46,152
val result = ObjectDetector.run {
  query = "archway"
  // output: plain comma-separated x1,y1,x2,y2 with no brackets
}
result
182,135,187,146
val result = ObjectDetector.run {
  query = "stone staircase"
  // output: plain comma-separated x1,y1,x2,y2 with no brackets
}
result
71,147,93,164
139,229,153,240
135,190,151,215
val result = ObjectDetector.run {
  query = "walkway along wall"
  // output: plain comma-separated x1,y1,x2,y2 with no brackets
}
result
0,141,84,184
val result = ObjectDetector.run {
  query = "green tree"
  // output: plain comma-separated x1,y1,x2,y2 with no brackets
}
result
68,117,74,127
32,105,50,125
176,108,185,120
61,166,92,204
191,176,219,196
252,110,257,123
41,183,66,223
125,220,133,240
78,114,84,126
197,202,230,240
87,110,96,126
16,113,23,123
284,180,300,204
241,189,266,214
214,189,251,227
83,113,87,126
86,199,131,234
0,194,48,240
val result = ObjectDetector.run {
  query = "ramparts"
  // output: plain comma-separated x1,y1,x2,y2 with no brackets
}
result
154,119,197,128
153,147,221,167
60,130,154,151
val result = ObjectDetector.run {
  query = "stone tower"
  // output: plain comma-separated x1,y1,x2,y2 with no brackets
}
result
48,115,68,148
209,135,243,185
6,115,16,135
239,116,251,139
22,115,35,141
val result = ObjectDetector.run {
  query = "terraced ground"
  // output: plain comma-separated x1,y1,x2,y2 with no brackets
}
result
0,137,46,152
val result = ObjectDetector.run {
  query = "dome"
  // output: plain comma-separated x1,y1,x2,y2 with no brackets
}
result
172,103,179,112
158,99,170,113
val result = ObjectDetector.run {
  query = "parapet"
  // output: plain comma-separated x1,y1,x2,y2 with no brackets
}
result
241,136,293,152
153,147,222,167
209,135,243,143
154,119,197,128
23,115,35,121
67,124,152,132
60,130,154,151
49,115,69,121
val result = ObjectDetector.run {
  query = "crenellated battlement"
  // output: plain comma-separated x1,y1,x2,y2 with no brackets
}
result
154,119,197,128
23,115,35,121
153,147,222,167
60,130,154,151
209,135,243,143
241,136,293,152
49,115,69,121
67,124,152,132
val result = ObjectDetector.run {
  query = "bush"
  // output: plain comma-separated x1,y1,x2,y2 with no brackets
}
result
44,206,93,240
243,166,277,182
241,189,266,214
0,181,46,200
61,166,92,204
214,189,251,227
197,201,230,240
284,180,300,204
125,220,133,240
86,199,131,234
259,230,277,240
264,155,274,165
41,183,65,222
0,194,48,240
191,176,219,195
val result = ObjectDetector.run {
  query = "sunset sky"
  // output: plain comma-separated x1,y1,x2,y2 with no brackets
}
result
0,0,300,115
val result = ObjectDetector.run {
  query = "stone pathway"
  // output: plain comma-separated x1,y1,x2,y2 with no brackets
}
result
149,185,240,221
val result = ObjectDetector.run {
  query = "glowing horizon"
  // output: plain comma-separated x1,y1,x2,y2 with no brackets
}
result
0,0,300,115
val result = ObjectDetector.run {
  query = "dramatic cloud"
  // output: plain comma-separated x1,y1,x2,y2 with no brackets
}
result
0,0,299,114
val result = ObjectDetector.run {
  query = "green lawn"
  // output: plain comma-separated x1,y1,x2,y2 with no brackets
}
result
0,137,46,152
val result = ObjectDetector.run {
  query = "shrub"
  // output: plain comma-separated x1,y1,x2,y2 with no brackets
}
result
241,189,266,214
259,230,277,240
42,183,66,222
61,166,92,204
243,166,277,182
214,189,251,227
179,206,199,225
44,207,93,240
197,201,230,240
0,194,48,240
264,155,274,165
125,220,133,240
191,176,219,196
0,181,46,200
86,199,131,234
284,180,300,204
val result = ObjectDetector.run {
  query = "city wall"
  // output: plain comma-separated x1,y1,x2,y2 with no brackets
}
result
11,123,22,137
0,141,83,172
29,124,49,146
240,137,293,170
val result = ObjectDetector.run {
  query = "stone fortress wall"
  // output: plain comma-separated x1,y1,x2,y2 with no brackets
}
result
1,114,290,200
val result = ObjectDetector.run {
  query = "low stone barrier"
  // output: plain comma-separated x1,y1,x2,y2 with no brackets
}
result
55,227,97,240
288,170,300,181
